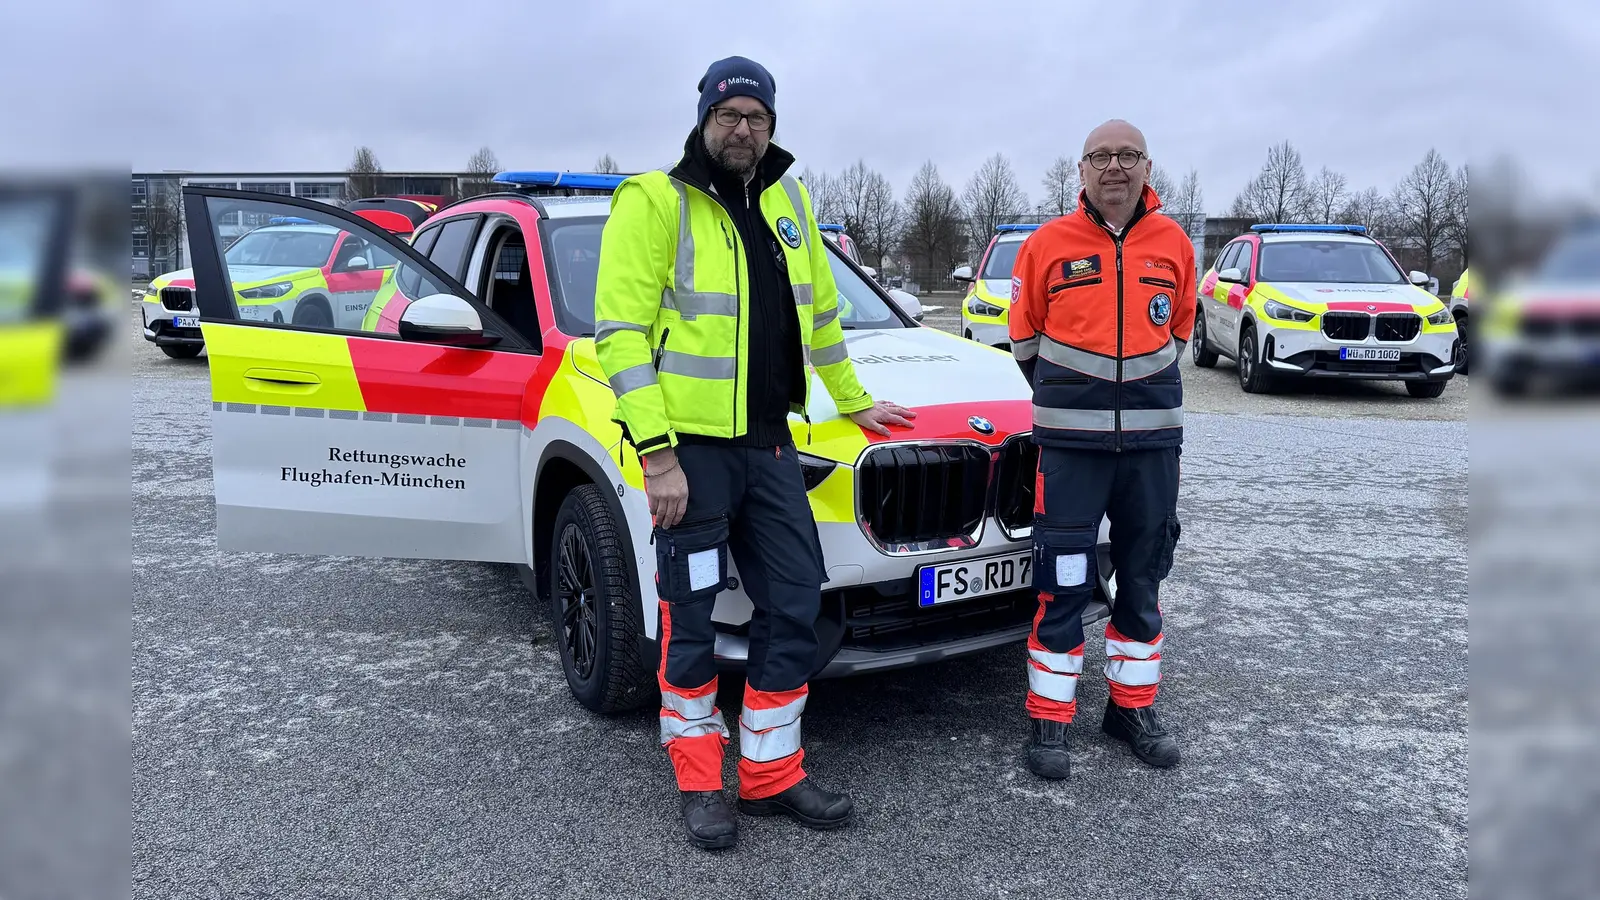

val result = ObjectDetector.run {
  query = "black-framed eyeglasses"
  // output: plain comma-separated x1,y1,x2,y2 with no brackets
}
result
1084,149,1147,170
711,107,774,132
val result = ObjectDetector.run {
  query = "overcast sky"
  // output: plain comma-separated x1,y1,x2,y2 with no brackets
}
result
7,1,1597,211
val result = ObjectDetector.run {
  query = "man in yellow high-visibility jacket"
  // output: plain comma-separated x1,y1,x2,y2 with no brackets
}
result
595,55,914,851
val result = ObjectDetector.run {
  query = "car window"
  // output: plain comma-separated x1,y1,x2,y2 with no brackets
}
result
1257,240,1405,284
410,225,442,257
1235,242,1255,280
223,227,337,269
1216,242,1241,273
981,240,1023,280
426,218,480,283
542,217,907,336
1535,230,1600,282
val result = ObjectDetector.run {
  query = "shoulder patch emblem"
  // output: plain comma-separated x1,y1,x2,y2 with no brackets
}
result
777,217,803,249
1011,276,1023,302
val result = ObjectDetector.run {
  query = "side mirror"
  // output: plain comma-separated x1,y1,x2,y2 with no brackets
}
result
951,265,975,283
345,256,370,270
397,293,501,348
888,288,924,322
1219,267,1245,284
1409,270,1430,286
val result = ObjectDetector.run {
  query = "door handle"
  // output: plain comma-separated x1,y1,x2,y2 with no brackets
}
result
242,368,321,394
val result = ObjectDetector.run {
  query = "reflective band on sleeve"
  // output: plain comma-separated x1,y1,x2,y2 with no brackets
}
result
665,291,739,318
1120,339,1179,381
1173,338,1188,354
609,361,659,396
810,341,850,367
661,712,731,744
1105,657,1161,686
741,694,806,733
662,690,718,721
779,176,810,251
1028,647,1085,675
813,304,839,329
793,283,813,308
1106,634,1163,661
659,350,737,380
1011,335,1041,361
595,319,648,343
739,719,802,762
672,180,697,297
1027,664,1079,703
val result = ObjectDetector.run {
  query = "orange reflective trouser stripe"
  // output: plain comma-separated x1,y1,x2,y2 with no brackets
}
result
657,599,730,791
737,684,808,800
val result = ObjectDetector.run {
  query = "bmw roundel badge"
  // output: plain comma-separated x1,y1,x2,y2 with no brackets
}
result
777,217,803,249
1149,293,1172,326
968,415,995,435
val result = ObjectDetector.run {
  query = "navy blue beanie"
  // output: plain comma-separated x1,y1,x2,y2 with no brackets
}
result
696,56,777,127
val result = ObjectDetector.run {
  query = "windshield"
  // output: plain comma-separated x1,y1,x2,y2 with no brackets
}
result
223,228,337,269
1535,231,1600,282
1257,240,1405,285
981,240,1024,280
545,218,906,336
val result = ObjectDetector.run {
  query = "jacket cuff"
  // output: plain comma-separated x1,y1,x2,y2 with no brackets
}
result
632,429,677,454
834,391,874,415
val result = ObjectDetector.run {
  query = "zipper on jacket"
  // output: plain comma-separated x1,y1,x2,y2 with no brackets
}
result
1049,277,1102,294
1115,243,1124,452
728,215,743,433
654,326,671,370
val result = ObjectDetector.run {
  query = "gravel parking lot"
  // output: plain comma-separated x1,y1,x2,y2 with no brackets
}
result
132,301,1467,899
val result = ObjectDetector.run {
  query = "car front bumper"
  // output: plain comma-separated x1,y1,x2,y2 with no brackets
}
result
1261,323,1458,382
141,300,205,346
964,320,1011,348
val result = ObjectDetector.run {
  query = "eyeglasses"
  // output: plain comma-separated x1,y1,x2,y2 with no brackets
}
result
1084,149,1147,170
711,107,774,132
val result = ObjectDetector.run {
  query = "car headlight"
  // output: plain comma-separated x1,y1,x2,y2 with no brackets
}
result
1426,306,1454,326
238,281,294,300
968,298,1005,318
797,453,836,491
1263,299,1315,323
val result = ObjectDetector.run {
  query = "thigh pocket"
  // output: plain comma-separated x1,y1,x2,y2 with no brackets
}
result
1150,514,1182,581
656,513,730,604
1032,520,1099,593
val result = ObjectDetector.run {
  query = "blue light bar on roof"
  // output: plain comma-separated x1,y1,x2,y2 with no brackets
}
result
995,224,1040,233
267,216,316,225
1250,223,1368,234
492,171,627,191
818,223,845,233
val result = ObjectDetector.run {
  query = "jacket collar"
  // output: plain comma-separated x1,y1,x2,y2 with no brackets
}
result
1077,183,1161,232
669,126,796,202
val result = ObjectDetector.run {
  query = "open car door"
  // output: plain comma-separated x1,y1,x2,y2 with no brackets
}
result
182,186,546,563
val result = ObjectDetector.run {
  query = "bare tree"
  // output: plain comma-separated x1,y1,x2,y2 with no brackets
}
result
461,146,501,197
145,184,186,273
835,160,875,236
900,161,965,286
1442,163,1469,265
799,167,844,226
861,170,901,269
1230,140,1310,222
1308,166,1350,223
594,154,620,174
961,153,1028,257
1390,148,1456,273
1166,168,1206,237
1148,164,1176,202
346,146,384,200
1039,156,1079,218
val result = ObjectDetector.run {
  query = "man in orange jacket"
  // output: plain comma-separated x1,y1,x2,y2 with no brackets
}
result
1008,119,1194,779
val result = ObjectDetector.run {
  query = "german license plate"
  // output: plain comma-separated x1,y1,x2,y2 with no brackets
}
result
917,550,1031,608
1340,347,1400,361
172,315,199,328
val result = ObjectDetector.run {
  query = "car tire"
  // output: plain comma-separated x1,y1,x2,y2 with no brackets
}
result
160,344,203,359
1454,313,1470,374
291,297,333,329
1191,311,1219,368
548,483,653,715
1406,380,1448,399
1237,326,1274,394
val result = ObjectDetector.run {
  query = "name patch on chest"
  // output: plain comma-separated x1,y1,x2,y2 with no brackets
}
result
1063,255,1102,280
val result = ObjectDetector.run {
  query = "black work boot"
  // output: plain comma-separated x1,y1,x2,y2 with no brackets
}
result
738,778,854,830
680,791,737,850
1026,717,1072,780
1101,698,1181,768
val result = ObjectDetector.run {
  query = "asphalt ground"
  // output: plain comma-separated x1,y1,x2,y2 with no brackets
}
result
131,300,1469,899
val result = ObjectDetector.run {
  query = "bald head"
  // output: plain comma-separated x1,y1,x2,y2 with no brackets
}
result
1078,118,1152,228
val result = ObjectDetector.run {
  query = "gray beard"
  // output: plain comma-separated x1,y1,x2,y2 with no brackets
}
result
706,139,761,181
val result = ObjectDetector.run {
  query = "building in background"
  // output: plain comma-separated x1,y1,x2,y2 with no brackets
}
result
131,171,472,279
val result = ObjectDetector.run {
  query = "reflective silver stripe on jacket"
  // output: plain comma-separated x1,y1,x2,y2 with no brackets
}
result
660,350,737,380
663,179,738,319
662,689,718,721
813,304,839,329
1012,335,1041,362
793,282,813,308
1105,657,1161,687
595,319,648,344
661,711,731,744
1027,665,1078,703
810,340,850,367
609,361,659,396
739,719,802,762
1039,336,1177,382
1032,405,1184,432
1029,647,1084,675
779,176,810,252
741,694,806,733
